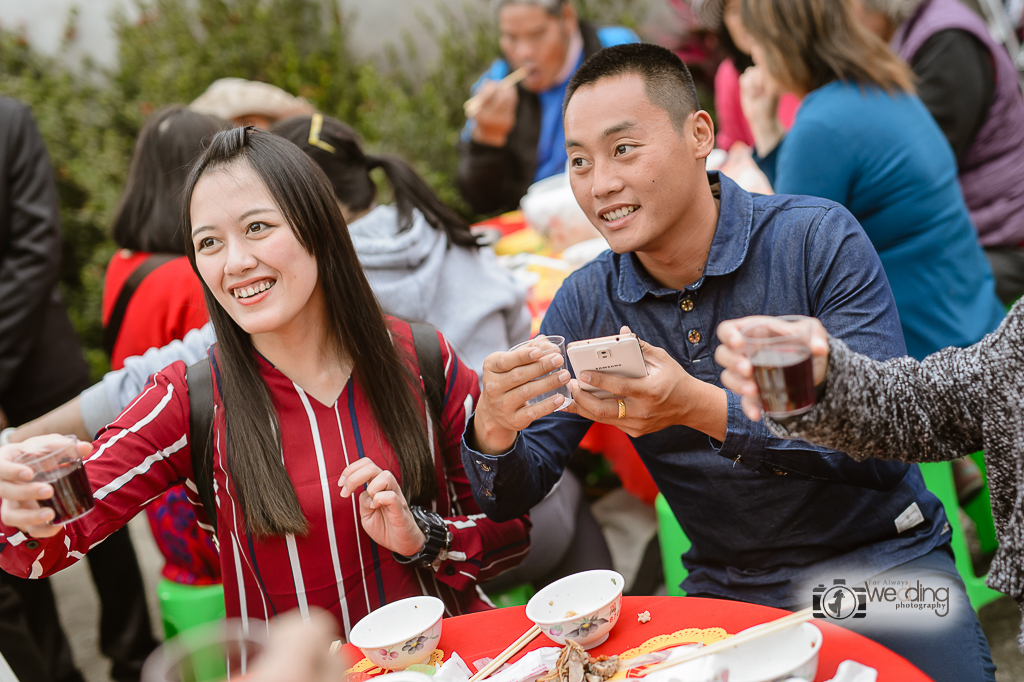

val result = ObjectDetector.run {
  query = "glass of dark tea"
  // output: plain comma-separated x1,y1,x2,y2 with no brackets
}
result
740,316,817,418
16,437,95,525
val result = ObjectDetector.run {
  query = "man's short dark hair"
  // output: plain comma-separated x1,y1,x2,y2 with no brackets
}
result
563,43,700,134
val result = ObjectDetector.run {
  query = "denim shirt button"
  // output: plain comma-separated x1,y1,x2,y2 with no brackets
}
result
688,330,702,344
483,488,494,498
680,298,694,312
477,461,491,472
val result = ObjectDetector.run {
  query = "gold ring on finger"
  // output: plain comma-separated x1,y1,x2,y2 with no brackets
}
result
617,398,626,419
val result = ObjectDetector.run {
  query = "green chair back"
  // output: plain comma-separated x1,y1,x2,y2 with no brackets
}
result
157,579,227,639
654,493,690,596
918,459,1002,611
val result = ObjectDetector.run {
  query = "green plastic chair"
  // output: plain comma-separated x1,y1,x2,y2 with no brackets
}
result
655,494,690,596
486,582,536,608
918,459,1002,611
657,458,1003,612
157,579,226,639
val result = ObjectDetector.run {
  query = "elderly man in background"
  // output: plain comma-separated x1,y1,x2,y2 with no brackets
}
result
457,0,638,215
853,0,1024,305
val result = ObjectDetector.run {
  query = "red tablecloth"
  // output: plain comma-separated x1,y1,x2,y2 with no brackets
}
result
343,596,931,682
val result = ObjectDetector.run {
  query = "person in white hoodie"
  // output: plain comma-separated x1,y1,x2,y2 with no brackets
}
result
271,114,532,375
8,114,613,594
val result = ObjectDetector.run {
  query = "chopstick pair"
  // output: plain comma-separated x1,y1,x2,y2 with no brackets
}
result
468,624,542,682
463,67,530,118
636,607,815,677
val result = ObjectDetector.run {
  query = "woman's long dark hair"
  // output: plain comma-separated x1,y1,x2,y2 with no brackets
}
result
270,115,481,248
181,127,438,538
112,106,230,253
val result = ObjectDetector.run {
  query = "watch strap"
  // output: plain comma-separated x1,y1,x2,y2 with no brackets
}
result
393,506,450,568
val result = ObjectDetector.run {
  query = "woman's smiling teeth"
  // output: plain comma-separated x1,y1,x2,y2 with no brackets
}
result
602,205,638,221
233,279,276,299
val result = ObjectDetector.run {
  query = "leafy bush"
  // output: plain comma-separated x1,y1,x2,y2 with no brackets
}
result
0,0,646,381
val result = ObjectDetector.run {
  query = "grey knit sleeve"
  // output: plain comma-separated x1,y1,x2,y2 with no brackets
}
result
762,305,1022,463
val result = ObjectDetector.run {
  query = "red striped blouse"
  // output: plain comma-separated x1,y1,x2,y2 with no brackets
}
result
0,321,530,637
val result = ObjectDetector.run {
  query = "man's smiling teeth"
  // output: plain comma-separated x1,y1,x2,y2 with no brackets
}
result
602,205,638,221
233,280,275,299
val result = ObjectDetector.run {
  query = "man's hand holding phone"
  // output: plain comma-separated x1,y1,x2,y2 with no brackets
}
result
472,338,572,456
566,327,727,440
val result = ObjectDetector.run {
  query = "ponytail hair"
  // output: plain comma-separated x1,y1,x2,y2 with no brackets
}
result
271,115,481,248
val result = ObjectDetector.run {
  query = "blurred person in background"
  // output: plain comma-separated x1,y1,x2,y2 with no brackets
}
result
457,0,638,215
190,77,314,129
102,106,230,588
0,97,157,682
851,0,1024,306
739,0,1005,362
690,0,800,151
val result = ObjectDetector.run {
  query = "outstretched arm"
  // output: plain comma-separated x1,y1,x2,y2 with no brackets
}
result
717,301,1023,463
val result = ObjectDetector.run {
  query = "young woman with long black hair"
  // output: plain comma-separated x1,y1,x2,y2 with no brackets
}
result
0,127,530,637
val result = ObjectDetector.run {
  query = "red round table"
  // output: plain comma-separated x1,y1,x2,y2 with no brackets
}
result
344,596,932,682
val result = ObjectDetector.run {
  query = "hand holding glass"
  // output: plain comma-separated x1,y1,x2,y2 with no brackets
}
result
739,317,816,418
509,335,573,411
15,437,94,525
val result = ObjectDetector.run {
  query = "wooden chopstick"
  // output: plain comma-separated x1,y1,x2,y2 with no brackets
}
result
328,639,343,655
463,67,530,118
637,608,815,677
468,624,542,682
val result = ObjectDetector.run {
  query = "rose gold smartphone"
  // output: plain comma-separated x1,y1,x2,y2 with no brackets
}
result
566,333,648,400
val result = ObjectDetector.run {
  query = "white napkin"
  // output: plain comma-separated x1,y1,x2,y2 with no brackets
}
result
824,661,878,682
434,652,474,682
637,658,727,682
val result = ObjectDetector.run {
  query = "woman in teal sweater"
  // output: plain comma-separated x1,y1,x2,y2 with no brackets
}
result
740,0,1003,360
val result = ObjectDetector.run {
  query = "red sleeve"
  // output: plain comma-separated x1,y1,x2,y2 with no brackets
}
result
0,361,196,578
430,331,532,589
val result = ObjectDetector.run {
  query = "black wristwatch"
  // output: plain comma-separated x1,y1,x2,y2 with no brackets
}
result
393,506,452,568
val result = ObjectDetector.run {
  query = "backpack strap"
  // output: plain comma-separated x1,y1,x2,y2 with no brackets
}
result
186,355,218,535
409,323,446,429
103,253,178,357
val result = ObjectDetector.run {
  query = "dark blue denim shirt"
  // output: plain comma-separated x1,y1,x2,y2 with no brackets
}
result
461,172,949,608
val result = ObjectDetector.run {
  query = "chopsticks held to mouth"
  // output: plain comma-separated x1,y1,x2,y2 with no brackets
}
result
463,67,530,119
636,607,815,676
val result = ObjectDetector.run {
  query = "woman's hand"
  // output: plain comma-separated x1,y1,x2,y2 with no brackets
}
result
338,459,426,557
0,435,89,538
738,64,786,157
715,316,831,422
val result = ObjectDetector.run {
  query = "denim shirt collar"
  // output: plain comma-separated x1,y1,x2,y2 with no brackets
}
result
617,171,754,303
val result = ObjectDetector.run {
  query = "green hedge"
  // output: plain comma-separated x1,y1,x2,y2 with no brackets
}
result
0,0,644,381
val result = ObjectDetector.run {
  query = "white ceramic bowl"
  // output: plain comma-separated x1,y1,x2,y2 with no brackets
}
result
525,570,624,649
349,596,444,670
711,622,822,682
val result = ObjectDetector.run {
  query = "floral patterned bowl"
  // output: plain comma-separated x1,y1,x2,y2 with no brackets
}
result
349,596,444,670
525,569,624,650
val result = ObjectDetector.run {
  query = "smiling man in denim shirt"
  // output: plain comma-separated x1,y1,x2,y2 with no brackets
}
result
461,44,995,681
